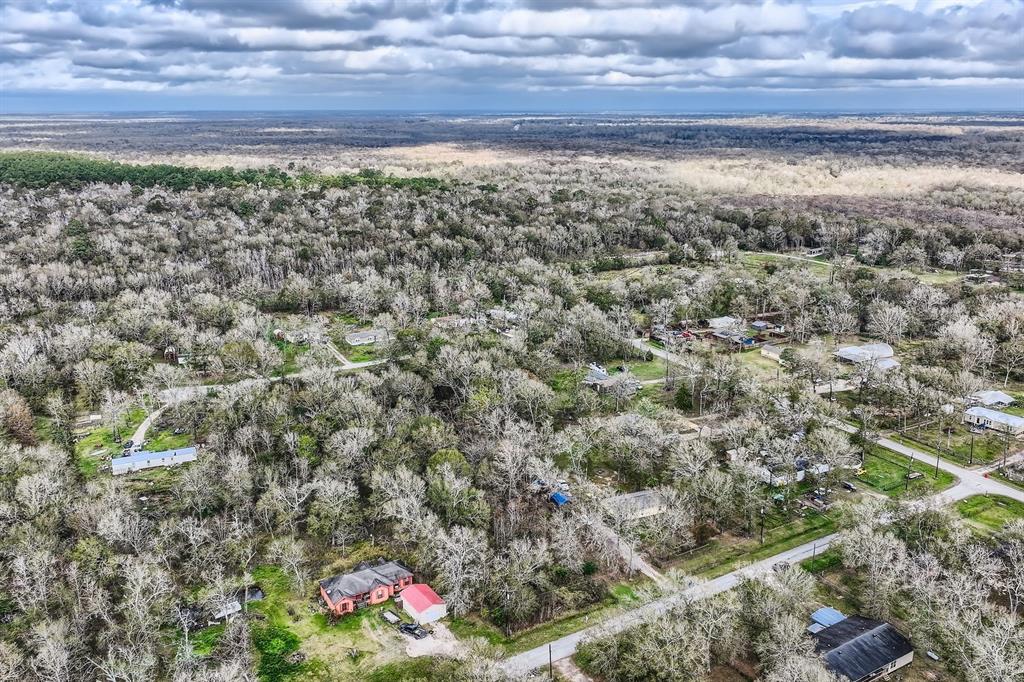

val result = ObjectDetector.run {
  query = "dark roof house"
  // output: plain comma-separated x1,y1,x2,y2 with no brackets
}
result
812,615,914,682
319,559,413,604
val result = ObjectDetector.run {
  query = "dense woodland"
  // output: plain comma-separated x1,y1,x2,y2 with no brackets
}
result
0,120,1022,682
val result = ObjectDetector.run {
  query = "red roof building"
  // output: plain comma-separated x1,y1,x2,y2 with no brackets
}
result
400,583,447,624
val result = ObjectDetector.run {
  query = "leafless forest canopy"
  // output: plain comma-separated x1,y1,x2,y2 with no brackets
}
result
0,114,1021,682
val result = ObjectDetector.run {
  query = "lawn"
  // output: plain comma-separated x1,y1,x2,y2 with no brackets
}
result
855,446,956,498
955,495,1024,536
339,342,378,364
241,566,407,681
448,578,646,655
74,407,146,478
667,509,837,579
735,349,783,379
890,424,1009,467
271,337,312,376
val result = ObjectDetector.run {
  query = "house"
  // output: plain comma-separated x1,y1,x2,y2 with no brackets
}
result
345,329,388,346
963,407,1024,436
705,316,739,330
751,320,773,332
400,583,447,624
969,390,1015,407
758,459,832,487
432,315,476,330
812,615,914,682
604,490,666,520
111,446,197,475
319,559,414,617
834,343,895,364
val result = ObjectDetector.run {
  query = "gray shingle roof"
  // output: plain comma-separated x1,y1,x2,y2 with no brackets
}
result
813,615,913,682
319,560,412,601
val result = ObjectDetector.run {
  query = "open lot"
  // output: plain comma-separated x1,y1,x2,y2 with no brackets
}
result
856,445,956,498
954,495,1024,536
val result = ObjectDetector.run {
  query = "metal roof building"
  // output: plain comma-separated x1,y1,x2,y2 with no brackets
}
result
111,446,197,476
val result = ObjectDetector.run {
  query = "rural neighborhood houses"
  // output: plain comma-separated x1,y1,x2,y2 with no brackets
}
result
963,406,1024,437
111,446,198,475
319,559,414,617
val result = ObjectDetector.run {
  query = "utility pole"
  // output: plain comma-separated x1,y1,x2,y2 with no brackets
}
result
760,506,766,544
969,432,975,466
934,449,941,478
548,643,553,680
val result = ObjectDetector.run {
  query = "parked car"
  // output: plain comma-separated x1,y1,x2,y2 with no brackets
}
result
380,610,401,625
399,623,428,639
842,481,857,492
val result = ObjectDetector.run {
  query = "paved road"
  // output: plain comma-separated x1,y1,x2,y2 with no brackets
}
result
501,533,837,675
832,421,1024,505
158,358,387,405
499,350,1024,676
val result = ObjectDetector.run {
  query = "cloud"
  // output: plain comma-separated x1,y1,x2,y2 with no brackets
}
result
0,0,1021,108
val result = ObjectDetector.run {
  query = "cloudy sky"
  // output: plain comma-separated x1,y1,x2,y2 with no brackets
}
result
2,0,1022,112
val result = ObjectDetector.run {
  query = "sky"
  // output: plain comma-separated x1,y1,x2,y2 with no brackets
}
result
1,0,1022,113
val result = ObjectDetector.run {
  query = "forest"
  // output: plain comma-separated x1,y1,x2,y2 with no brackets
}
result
0,115,1021,682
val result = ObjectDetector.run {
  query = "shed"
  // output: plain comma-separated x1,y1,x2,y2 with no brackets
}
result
401,583,447,624
811,607,846,628
706,316,739,330
345,329,388,346
970,390,1015,407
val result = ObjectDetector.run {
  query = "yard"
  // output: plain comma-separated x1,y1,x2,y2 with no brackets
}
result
889,424,1012,467
205,565,411,682
954,495,1024,536
74,407,146,478
855,446,956,498
447,579,646,655
666,508,837,579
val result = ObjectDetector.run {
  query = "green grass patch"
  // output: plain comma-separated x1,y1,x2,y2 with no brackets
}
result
955,495,1024,536
889,426,1008,467
669,510,836,579
856,446,955,498
800,548,842,574
339,342,377,364
74,408,146,478
191,623,225,656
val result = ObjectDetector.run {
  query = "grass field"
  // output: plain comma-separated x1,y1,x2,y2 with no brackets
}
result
74,407,146,478
890,425,1009,467
668,509,837,579
856,446,956,498
955,495,1024,536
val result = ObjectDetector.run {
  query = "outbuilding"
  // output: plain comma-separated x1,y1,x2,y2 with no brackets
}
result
812,615,914,682
969,390,1015,407
401,583,447,624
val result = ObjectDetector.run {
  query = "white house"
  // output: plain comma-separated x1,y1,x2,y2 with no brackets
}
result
604,490,667,520
111,446,198,475
963,407,1024,436
969,390,1015,407
345,329,388,346
400,583,447,624
706,316,739,330
834,343,895,364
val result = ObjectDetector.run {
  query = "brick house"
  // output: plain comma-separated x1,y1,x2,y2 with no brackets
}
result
319,559,413,617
